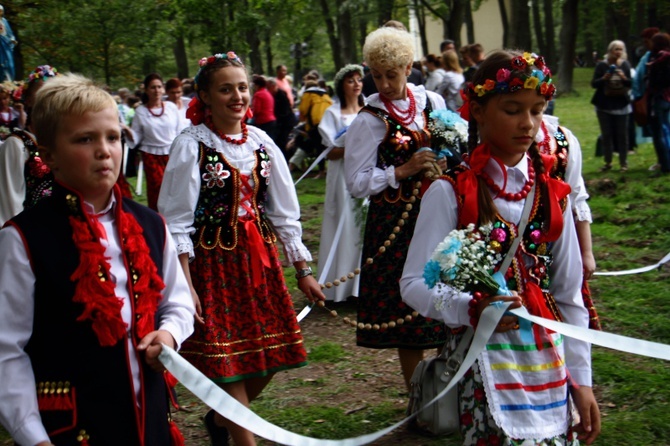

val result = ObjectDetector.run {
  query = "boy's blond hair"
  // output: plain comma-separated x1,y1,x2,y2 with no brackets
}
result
363,27,414,70
32,73,118,149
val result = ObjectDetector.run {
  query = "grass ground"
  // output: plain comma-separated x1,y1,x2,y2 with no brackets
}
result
1,67,669,445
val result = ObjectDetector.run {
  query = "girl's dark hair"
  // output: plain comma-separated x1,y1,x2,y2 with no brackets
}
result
651,33,670,53
466,50,550,226
195,57,246,101
252,74,267,88
425,53,442,67
335,71,365,108
165,77,182,90
141,73,163,104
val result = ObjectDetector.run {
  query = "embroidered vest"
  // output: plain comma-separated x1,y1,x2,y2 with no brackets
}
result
541,126,569,181
10,183,170,446
11,129,54,209
440,166,567,320
192,142,276,250
360,103,431,204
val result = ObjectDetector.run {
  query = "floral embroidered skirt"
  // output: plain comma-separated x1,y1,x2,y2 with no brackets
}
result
356,197,447,349
180,226,307,382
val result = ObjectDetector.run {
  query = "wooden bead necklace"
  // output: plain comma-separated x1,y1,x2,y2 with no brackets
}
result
147,101,165,118
379,89,417,126
205,116,248,145
480,163,535,201
312,180,423,330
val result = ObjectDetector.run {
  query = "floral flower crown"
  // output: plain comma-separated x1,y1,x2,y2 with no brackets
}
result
466,52,556,100
27,65,58,83
333,64,364,89
193,51,243,91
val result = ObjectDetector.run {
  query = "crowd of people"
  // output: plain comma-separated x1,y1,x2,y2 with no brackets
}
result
592,28,670,176
1,15,669,446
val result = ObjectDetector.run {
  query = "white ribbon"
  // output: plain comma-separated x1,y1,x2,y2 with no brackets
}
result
296,209,348,323
593,252,670,276
158,303,507,445
159,303,670,444
294,146,333,185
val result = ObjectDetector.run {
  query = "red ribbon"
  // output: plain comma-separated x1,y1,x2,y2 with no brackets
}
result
243,218,271,289
457,89,470,121
457,144,490,227
538,153,571,242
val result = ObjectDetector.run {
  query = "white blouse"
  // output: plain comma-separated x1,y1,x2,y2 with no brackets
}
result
129,101,182,155
0,132,31,226
400,155,592,386
344,84,446,199
537,115,592,223
158,124,312,264
318,105,357,148
0,195,195,446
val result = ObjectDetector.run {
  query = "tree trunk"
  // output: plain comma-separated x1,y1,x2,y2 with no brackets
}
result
265,31,272,77
446,0,467,49
319,0,342,70
632,2,646,65
510,0,531,50
543,0,556,70
532,0,545,55
498,0,509,48
338,6,356,66
465,0,474,45
557,0,578,95
173,33,189,80
246,29,263,74
377,0,394,26
358,3,369,54
413,0,429,56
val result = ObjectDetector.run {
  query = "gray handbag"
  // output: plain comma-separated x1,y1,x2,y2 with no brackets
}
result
406,327,473,435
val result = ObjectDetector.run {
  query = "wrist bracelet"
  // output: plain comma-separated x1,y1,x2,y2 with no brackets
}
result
295,267,313,280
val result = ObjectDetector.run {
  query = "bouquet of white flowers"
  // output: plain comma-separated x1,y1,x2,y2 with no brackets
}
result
423,223,502,297
428,109,468,159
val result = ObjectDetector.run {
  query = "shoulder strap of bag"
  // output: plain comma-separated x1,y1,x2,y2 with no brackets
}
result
436,181,536,364
497,181,536,275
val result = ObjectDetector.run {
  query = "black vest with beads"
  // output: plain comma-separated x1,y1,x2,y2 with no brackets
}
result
9,183,171,446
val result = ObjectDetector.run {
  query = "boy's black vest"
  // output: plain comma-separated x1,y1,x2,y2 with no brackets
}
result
10,183,171,446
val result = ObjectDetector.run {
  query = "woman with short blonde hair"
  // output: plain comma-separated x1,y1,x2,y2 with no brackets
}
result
345,25,449,392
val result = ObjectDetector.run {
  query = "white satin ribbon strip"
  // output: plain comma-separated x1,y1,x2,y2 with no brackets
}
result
593,252,670,276
294,146,333,185
159,301,670,444
296,199,347,324
296,303,313,323
509,306,670,361
158,303,509,445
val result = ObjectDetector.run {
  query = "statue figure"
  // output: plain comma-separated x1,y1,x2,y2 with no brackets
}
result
0,5,17,81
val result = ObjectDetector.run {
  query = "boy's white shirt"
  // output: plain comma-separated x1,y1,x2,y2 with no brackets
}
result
0,193,195,446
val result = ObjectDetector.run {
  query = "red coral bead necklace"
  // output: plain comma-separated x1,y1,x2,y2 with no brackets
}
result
480,162,536,201
205,115,248,145
380,88,416,126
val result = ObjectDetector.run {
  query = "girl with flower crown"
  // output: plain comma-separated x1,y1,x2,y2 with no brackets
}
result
316,64,365,302
344,26,449,392
401,51,601,445
0,65,57,225
158,52,324,446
